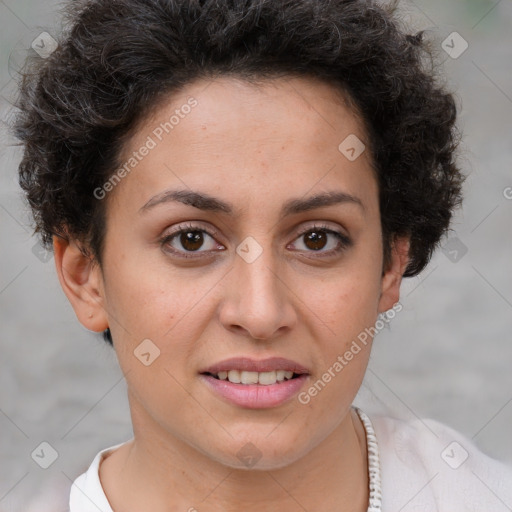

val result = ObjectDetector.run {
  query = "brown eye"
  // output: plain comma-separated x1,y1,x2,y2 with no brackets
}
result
160,223,223,259
303,230,328,251
290,224,352,256
180,230,205,251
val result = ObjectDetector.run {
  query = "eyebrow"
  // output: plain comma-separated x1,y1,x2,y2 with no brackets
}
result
139,188,364,217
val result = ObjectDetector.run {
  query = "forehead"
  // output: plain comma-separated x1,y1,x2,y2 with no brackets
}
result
152,75,366,146
110,75,376,215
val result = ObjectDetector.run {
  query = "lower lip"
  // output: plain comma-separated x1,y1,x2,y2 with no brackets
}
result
200,374,309,409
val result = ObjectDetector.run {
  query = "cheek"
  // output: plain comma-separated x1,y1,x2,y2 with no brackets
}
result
103,229,189,315
101,258,233,408
101,249,208,359
298,281,376,414
302,268,382,339
103,262,207,412
106,276,176,336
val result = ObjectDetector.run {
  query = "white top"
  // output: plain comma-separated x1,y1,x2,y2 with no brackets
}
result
69,410,512,511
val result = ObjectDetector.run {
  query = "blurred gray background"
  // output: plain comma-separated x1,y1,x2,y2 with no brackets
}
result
1,0,511,510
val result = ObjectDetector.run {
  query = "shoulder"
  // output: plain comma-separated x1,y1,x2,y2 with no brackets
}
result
69,441,129,512
368,412,512,512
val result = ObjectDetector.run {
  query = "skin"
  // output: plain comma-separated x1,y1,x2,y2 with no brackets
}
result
54,76,409,512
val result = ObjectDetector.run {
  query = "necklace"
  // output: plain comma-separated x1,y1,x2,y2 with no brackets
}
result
354,407,382,512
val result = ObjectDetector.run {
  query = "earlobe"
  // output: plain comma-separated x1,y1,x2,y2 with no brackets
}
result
52,234,109,333
377,236,410,313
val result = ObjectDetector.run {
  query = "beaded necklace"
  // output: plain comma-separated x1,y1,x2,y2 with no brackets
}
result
354,407,382,512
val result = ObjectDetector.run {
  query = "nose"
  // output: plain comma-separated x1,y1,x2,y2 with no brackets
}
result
218,243,297,341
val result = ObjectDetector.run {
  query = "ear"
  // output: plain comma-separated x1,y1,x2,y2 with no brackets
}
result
52,235,109,333
378,236,410,313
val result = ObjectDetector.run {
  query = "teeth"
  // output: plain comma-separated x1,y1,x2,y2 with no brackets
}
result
214,370,296,385
227,370,241,383
258,371,277,385
240,371,259,385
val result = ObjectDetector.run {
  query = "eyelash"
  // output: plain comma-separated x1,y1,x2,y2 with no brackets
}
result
159,222,351,260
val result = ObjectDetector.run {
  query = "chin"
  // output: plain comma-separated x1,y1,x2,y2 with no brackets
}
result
204,434,310,471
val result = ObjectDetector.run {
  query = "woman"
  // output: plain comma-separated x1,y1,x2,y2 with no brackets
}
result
14,0,512,510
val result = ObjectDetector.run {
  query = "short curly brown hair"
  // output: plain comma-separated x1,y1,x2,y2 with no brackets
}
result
14,0,464,345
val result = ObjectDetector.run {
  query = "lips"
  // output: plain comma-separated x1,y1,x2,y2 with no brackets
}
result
199,357,311,408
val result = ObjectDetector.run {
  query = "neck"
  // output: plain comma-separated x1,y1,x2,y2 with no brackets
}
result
100,397,369,512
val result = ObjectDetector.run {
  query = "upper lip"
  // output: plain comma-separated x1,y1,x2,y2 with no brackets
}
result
200,357,310,375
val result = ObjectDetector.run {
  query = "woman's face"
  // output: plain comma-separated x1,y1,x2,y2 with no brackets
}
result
70,76,406,469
